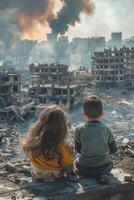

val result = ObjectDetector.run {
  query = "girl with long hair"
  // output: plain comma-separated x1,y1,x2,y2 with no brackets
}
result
21,105,76,182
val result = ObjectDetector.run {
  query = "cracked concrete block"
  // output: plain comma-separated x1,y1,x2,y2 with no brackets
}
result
124,174,133,182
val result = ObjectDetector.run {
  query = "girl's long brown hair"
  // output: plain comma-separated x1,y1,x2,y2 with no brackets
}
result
21,105,68,160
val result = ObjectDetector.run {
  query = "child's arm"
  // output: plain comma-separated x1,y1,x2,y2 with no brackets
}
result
75,127,81,154
60,143,74,173
108,141,117,154
107,128,117,154
60,143,78,182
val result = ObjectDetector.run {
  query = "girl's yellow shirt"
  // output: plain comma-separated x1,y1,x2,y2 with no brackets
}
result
31,143,74,170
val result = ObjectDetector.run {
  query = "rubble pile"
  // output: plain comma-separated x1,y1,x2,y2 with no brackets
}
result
94,91,134,140
0,125,20,162
0,89,134,199
0,141,133,180
111,141,134,178
0,141,134,199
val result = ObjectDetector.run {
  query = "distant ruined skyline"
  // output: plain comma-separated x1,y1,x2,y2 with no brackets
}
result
67,0,134,41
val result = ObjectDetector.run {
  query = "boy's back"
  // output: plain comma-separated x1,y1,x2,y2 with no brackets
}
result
75,95,117,181
75,121,115,167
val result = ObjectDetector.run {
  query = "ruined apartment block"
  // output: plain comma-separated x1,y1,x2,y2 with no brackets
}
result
29,63,73,85
125,48,134,88
91,47,134,88
29,63,80,107
0,68,21,108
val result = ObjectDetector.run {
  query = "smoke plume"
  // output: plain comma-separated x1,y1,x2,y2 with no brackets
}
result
0,0,94,48
0,9,19,50
50,0,94,34
0,0,55,47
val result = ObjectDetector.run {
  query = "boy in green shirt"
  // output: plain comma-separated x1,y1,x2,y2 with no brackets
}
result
75,96,117,183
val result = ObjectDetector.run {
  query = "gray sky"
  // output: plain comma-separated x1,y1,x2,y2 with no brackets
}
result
67,0,134,40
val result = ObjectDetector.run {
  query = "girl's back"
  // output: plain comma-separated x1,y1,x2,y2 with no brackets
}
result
31,142,73,171
21,105,74,181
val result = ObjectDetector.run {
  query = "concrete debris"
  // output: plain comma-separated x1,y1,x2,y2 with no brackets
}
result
4,163,20,173
125,148,134,158
0,84,134,198
0,116,134,199
0,158,133,199
94,91,134,141
124,174,133,182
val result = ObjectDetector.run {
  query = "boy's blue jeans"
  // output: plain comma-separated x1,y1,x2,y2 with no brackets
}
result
75,162,113,179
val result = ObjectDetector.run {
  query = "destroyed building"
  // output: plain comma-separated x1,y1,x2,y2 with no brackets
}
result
91,47,134,89
109,32,123,49
29,63,73,85
29,63,81,108
124,36,134,48
0,68,21,121
0,69,21,105
126,48,134,89
74,67,92,87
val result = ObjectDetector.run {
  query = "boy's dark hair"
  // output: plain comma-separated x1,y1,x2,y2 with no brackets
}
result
83,96,103,118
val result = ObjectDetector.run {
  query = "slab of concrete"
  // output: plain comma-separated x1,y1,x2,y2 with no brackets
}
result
0,168,134,200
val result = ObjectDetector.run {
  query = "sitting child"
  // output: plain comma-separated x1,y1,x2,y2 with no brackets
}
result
21,105,76,182
75,96,117,183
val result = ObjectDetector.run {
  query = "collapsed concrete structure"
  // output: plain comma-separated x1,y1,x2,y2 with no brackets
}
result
74,67,92,87
0,141,134,200
29,63,81,109
0,68,21,106
91,47,134,89
0,68,21,122
0,91,134,199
